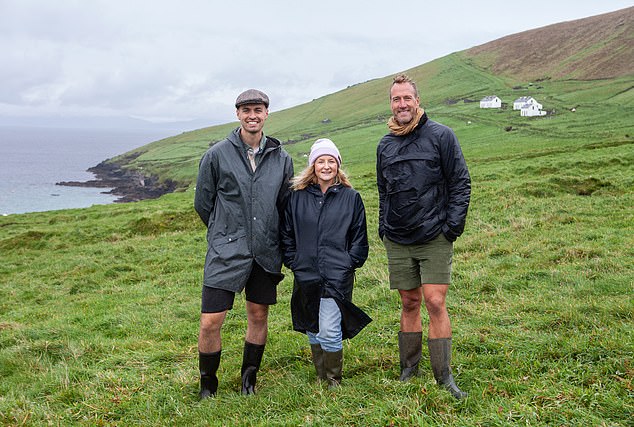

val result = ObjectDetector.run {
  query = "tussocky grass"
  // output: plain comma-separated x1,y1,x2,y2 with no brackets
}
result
1,54,633,426
1,140,631,425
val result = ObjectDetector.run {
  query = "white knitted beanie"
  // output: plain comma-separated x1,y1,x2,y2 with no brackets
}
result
308,138,342,166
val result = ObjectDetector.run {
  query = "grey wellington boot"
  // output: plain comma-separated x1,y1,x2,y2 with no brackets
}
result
199,350,221,399
323,349,343,389
241,342,265,395
427,337,468,399
310,344,327,382
398,331,422,381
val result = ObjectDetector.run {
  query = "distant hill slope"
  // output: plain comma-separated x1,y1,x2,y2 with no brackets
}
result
464,6,634,81
98,7,633,198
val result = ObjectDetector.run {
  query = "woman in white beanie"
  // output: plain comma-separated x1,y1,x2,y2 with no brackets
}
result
281,138,371,388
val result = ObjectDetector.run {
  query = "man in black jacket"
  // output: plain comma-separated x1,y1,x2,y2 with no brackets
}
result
376,74,471,399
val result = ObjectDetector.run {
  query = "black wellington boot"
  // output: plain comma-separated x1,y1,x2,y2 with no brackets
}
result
241,342,265,395
428,337,468,400
323,349,343,389
398,331,422,381
310,344,326,382
199,350,221,399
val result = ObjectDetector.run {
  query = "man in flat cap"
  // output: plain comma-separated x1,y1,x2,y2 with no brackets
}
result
194,89,294,398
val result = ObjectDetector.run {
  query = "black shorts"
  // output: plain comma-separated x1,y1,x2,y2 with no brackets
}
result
201,262,278,313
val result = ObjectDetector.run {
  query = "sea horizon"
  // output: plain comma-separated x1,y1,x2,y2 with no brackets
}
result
0,125,174,215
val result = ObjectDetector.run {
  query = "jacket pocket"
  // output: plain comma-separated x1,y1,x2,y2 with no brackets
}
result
345,252,355,269
211,232,247,250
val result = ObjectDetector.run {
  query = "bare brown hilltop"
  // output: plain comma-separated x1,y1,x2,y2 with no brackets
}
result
465,6,634,81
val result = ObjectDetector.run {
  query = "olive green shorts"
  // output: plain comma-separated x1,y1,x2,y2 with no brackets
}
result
383,233,453,289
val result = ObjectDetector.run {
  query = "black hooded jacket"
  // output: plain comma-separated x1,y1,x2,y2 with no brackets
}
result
376,113,471,244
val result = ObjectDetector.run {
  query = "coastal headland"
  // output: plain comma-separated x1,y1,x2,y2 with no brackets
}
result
57,160,177,203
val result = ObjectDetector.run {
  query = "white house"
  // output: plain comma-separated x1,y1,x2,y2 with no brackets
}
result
513,96,540,110
480,95,501,109
520,103,547,117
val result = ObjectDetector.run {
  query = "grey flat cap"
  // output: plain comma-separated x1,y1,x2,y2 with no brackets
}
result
235,89,269,108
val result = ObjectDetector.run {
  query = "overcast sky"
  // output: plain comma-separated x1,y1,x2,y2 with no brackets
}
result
1,0,631,127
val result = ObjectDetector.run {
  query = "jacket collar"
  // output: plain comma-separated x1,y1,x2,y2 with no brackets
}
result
415,111,429,131
229,127,281,152
307,183,341,196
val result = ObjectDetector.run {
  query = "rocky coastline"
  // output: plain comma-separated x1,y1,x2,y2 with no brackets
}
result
56,160,177,203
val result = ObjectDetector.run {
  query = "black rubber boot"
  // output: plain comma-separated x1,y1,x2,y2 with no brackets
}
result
428,337,467,400
241,342,265,395
310,343,326,382
398,331,422,381
323,349,343,389
199,350,221,399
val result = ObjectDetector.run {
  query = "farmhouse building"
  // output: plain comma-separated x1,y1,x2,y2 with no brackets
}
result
514,96,538,110
520,103,547,117
480,95,501,109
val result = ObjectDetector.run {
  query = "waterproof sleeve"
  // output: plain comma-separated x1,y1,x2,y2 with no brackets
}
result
376,144,386,240
348,191,369,269
439,128,471,241
276,154,294,217
280,192,297,269
193,150,217,226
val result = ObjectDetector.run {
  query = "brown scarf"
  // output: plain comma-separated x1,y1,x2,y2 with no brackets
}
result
387,107,424,136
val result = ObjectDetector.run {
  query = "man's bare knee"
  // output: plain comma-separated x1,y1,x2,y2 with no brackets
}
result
423,285,448,316
402,299,421,313
200,312,226,335
425,295,446,314
399,289,423,312
246,303,269,324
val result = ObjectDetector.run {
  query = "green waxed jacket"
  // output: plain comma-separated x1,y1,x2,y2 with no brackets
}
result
194,127,294,292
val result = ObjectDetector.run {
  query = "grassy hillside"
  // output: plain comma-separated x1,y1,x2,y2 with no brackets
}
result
1,9,633,426
101,7,634,187
102,50,633,189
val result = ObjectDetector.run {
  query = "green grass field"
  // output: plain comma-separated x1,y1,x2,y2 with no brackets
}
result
1,52,632,426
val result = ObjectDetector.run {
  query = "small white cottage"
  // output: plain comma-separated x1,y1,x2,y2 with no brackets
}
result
513,96,539,110
520,103,547,117
480,96,501,109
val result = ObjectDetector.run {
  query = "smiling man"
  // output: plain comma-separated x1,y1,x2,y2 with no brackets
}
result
194,89,294,398
376,74,471,399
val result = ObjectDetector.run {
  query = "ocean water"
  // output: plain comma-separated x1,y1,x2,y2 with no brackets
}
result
0,126,172,215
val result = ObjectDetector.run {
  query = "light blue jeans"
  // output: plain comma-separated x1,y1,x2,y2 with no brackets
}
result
307,298,343,352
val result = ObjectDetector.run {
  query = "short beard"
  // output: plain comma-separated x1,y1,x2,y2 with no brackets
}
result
396,114,413,126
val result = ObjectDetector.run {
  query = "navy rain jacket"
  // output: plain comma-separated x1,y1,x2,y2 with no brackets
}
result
377,113,471,245
281,184,371,339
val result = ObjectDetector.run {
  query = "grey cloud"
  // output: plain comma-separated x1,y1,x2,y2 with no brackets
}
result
1,0,631,125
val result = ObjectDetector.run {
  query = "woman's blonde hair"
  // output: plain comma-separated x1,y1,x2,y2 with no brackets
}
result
291,162,352,191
